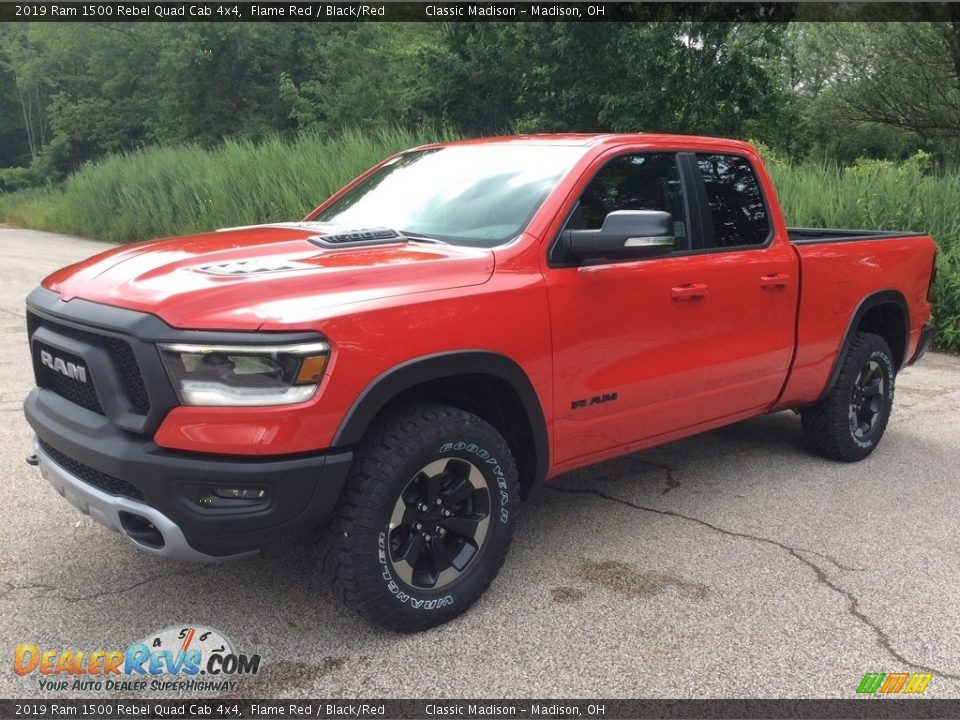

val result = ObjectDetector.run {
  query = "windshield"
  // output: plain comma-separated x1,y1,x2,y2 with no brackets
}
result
313,144,587,247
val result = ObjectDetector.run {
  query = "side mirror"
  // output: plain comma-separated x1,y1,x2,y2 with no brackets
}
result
561,210,675,261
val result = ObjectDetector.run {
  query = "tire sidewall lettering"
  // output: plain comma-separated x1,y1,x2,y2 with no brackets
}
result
377,531,455,611
375,439,512,611
874,351,895,400
438,441,510,524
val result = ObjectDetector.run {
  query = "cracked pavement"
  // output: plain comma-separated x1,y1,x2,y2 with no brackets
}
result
1,228,959,699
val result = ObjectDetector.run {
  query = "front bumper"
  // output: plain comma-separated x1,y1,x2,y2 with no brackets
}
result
26,388,352,561
33,438,233,562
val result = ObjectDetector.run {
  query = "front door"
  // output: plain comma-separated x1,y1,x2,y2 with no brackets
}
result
545,150,797,467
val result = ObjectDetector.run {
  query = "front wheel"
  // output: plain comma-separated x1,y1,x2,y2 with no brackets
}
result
801,331,896,462
321,403,518,632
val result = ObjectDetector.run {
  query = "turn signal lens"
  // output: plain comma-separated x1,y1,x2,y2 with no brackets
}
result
295,354,329,384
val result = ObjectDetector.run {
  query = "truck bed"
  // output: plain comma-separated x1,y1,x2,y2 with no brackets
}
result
778,229,936,409
788,228,927,244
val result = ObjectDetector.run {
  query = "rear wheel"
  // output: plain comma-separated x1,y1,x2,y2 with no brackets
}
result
801,331,896,462
322,403,518,632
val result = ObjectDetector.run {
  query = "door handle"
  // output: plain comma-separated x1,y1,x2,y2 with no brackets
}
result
671,283,709,300
761,273,791,288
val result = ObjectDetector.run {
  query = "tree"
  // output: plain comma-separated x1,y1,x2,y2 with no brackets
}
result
0,25,51,161
145,23,313,144
277,24,443,133
425,22,786,139
0,29,30,169
786,20,960,162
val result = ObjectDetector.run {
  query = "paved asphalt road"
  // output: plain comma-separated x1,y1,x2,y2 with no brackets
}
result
0,228,958,700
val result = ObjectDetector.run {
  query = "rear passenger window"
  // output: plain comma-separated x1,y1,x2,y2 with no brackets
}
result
696,154,770,248
569,153,688,249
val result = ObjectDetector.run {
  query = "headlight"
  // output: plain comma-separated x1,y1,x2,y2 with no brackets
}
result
158,341,330,406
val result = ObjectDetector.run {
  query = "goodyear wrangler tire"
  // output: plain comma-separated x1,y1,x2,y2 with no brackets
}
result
801,331,896,462
322,403,518,632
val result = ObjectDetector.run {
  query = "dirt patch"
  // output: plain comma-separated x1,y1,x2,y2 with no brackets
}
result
226,657,347,697
550,586,586,603
577,559,709,600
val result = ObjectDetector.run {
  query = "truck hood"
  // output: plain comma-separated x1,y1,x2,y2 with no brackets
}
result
42,223,495,330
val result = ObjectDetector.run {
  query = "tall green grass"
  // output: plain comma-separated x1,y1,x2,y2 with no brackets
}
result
0,131,957,348
766,153,960,349
0,127,452,242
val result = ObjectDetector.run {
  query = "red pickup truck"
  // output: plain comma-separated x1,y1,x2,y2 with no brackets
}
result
25,134,936,631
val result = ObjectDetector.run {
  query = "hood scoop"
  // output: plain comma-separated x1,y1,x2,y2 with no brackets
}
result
215,221,410,250
308,226,407,249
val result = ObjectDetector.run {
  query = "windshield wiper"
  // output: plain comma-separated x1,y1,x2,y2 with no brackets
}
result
400,230,449,245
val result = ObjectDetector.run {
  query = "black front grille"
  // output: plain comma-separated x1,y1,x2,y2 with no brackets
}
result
29,313,150,415
38,439,144,501
39,349,104,414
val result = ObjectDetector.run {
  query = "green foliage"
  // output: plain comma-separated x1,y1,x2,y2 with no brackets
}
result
780,21,960,164
0,21,791,184
937,254,960,349
0,35,30,168
277,25,444,133
0,23,414,179
424,23,785,137
765,151,960,349
3,20,960,173
0,126,456,242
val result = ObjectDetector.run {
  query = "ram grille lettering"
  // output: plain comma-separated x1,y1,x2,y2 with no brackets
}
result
40,350,88,383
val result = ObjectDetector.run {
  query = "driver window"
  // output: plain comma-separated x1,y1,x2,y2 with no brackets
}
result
567,153,688,251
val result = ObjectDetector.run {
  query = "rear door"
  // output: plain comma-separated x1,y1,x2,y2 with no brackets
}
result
544,149,798,467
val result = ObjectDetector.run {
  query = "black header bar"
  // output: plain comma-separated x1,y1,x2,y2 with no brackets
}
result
1,2,960,23
3,699,960,720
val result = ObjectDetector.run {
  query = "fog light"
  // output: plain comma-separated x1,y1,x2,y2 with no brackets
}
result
212,487,267,500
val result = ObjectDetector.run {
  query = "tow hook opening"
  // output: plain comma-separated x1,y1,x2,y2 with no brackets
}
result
119,511,165,550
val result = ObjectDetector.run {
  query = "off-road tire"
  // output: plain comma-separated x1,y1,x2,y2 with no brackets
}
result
801,331,896,462
321,403,519,632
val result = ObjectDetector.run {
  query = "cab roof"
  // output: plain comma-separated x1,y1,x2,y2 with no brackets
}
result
414,132,757,154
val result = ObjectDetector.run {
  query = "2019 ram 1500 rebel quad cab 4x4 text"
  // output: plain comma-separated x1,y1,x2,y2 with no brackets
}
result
24,134,936,631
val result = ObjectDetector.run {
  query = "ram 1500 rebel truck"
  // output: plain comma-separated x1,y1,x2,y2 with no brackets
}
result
24,134,936,631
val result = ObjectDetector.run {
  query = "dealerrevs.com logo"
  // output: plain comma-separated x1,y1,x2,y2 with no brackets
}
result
14,625,261,693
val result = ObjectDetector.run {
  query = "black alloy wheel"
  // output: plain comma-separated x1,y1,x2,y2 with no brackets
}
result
388,457,491,590
849,359,886,441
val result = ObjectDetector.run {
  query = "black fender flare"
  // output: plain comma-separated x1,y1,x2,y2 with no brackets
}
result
332,350,549,494
819,289,909,401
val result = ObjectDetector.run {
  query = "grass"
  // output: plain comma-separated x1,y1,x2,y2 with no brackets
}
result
766,153,960,350
0,127,451,243
0,131,958,349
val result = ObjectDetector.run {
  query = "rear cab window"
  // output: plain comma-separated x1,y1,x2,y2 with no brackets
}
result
695,154,771,248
